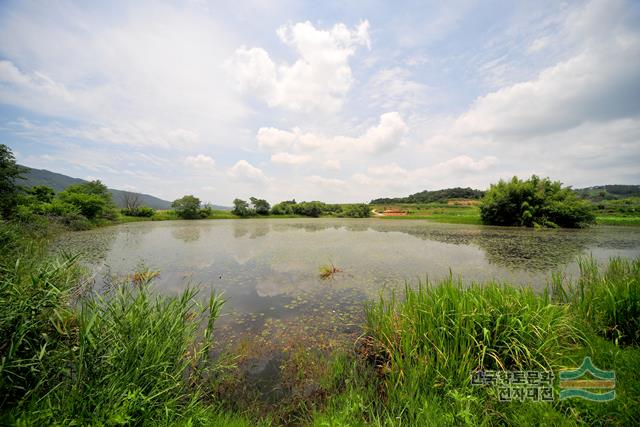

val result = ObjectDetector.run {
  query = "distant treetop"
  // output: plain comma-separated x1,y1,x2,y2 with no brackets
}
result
370,187,484,204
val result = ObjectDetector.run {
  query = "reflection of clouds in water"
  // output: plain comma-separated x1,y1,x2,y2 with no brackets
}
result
67,219,640,302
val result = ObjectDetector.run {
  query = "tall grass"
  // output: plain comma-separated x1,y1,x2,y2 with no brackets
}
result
0,221,252,426
551,256,640,345
361,279,584,424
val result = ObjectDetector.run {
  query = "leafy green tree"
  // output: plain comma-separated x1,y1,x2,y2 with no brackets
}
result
58,181,113,220
271,200,296,215
232,199,253,217
28,186,55,203
480,175,595,228
342,203,372,218
0,144,27,218
249,197,270,215
172,195,202,219
293,201,325,217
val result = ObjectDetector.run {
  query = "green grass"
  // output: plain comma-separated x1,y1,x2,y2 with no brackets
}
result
308,258,640,426
596,216,640,226
0,224,255,426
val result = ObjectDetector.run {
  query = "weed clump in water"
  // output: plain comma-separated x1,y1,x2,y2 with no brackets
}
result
319,263,342,280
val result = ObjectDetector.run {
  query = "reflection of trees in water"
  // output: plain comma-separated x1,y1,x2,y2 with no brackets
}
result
473,230,593,271
354,223,596,272
233,222,272,239
171,226,201,242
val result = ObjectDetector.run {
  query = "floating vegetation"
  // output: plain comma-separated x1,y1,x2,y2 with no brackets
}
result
319,262,342,280
130,268,160,285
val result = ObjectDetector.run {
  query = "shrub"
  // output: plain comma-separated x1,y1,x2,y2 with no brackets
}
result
121,206,155,217
271,200,297,215
172,195,201,219
341,204,371,218
57,181,114,220
480,175,595,228
293,201,325,217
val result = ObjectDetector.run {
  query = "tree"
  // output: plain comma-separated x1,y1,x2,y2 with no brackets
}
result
480,175,595,228
172,195,201,219
0,144,27,218
249,197,270,215
58,180,114,220
342,203,371,218
271,200,296,215
28,186,55,203
232,199,253,217
122,191,141,210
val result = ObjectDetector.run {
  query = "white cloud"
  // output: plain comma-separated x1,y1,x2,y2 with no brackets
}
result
436,155,498,172
527,36,551,53
365,67,429,111
270,152,311,165
0,3,246,148
367,163,408,176
454,1,640,140
185,154,215,169
257,127,298,151
228,159,269,182
305,175,347,188
256,112,408,157
230,20,370,112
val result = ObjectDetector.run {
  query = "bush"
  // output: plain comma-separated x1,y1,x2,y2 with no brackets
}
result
121,206,155,217
341,204,371,218
271,200,297,215
57,181,114,220
172,195,201,219
292,201,325,217
480,175,595,228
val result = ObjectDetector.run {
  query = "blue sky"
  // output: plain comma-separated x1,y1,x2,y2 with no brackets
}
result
1,0,639,204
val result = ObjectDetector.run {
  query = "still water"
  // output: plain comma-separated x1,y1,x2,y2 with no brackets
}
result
55,219,640,361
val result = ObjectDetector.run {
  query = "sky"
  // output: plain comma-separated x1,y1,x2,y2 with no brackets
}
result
1,0,639,205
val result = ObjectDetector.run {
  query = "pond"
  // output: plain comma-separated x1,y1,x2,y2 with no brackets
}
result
54,218,640,389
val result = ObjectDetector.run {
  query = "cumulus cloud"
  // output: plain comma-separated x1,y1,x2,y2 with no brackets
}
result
0,2,246,148
185,154,215,169
436,155,498,172
270,152,311,165
228,160,269,182
454,0,640,140
230,20,370,112
257,127,298,151
257,112,408,159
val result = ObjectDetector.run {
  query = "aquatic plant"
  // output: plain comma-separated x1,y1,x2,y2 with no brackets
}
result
319,262,342,280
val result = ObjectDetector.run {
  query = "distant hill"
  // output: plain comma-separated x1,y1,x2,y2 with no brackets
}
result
371,187,485,204
574,185,640,202
19,166,173,210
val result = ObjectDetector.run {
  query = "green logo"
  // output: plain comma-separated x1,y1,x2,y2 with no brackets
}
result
559,357,615,401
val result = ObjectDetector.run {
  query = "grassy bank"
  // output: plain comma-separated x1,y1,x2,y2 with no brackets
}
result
1,219,639,425
314,258,639,425
0,221,255,426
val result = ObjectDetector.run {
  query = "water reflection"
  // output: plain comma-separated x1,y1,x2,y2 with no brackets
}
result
171,226,201,242
53,219,640,340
